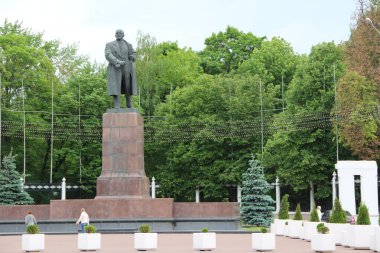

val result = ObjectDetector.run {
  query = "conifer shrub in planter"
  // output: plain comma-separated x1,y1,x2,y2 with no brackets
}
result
252,226,275,251
78,224,101,251
135,224,157,251
288,203,303,238
274,194,289,235
326,198,348,245
349,202,372,249
193,227,216,251
311,223,335,252
278,194,289,220
22,225,45,252
304,205,320,241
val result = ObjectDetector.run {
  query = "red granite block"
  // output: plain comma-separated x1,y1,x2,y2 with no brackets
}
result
103,113,112,128
102,155,112,171
110,127,120,141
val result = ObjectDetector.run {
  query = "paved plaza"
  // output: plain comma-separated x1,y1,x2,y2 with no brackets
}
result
0,233,375,253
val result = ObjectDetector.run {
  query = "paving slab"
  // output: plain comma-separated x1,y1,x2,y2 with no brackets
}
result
0,233,375,253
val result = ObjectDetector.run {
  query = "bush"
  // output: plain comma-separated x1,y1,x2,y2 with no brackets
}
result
356,202,371,225
278,194,289,220
260,227,268,233
310,205,319,222
84,225,97,233
293,203,303,220
138,224,152,233
329,198,346,224
201,228,209,233
316,223,329,234
26,224,40,234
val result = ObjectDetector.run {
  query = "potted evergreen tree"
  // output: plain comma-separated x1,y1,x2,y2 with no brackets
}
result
134,224,157,251
311,223,335,252
193,228,216,251
240,156,275,251
77,224,101,251
274,194,289,235
326,198,348,246
288,203,303,238
303,205,320,241
348,202,372,249
22,225,45,252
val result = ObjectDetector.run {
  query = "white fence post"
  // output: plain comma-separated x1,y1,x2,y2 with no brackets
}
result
237,185,242,204
275,177,280,213
151,177,156,198
195,187,200,203
332,171,336,205
61,177,66,200
310,181,315,211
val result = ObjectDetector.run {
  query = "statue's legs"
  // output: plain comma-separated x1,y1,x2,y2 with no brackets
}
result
113,95,120,109
126,93,133,108
125,74,133,108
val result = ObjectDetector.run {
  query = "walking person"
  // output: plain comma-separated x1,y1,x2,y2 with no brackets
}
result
76,208,89,233
25,211,37,227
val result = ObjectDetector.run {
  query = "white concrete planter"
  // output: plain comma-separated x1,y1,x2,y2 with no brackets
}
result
252,232,275,251
283,223,289,236
22,234,45,252
311,234,336,252
299,225,306,240
270,223,276,233
374,226,380,252
134,233,158,251
288,220,303,238
325,223,348,245
274,219,287,235
193,232,216,251
348,224,373,249
303,221,319,241
77,233,101,251
341,230,349,247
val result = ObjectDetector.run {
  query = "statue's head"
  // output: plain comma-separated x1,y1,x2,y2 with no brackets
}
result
115,29,124,40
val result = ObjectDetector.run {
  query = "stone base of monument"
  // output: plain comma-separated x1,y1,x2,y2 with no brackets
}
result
96,175,150,198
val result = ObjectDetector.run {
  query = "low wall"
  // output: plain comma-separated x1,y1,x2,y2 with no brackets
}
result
0,200,240,221
0,205,50,220
174,202,239,218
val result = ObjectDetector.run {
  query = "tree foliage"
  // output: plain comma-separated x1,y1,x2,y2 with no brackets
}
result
199,26,264,74
262,42,346,199
336,71,379,159
341,0,380,159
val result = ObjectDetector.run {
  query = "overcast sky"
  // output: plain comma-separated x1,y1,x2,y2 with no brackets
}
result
1,0,358,63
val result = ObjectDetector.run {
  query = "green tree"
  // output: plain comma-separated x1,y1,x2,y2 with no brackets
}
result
262,42,346,199
329,198,346,223
199,26,264,74
0,151,34,205
278,194,290,219
336,71,379,160
293,203,303,220
240,155,275,227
